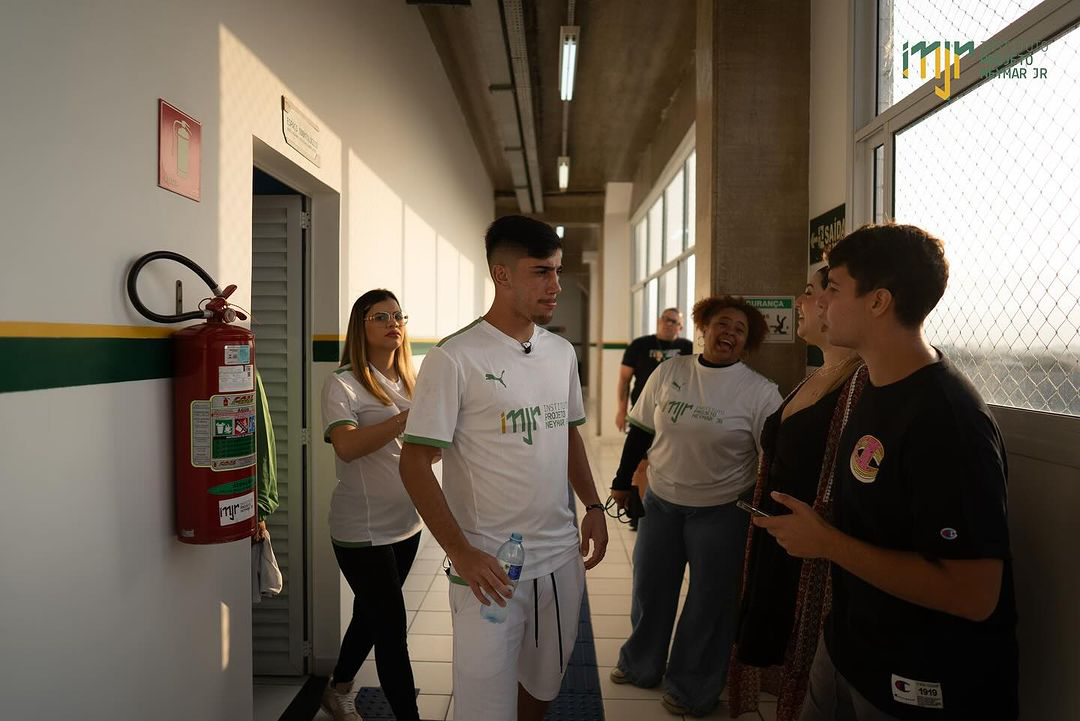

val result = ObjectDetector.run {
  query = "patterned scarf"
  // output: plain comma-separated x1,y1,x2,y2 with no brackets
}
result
728,364,868,720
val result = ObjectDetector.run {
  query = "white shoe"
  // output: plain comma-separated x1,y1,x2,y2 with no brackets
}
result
321,679,361,721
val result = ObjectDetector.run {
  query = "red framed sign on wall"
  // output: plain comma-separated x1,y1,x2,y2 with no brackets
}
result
158,99,201,201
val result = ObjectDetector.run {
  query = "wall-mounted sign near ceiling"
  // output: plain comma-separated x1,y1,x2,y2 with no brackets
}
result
809,204,845,265
282,96,320,167
744,296,795,344
158,99,201,201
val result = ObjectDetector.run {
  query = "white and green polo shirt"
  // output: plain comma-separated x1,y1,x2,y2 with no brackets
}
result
404,319,586,581
321,365,422,547
629,355,782,507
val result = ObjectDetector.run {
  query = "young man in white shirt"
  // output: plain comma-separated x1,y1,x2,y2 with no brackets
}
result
399,215,609,721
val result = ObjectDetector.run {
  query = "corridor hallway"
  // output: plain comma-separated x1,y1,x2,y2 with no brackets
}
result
254,424,776,721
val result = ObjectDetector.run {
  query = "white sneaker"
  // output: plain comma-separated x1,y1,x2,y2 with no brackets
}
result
321,679,361,721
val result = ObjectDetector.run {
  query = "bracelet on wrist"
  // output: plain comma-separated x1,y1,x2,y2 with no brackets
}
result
584,503,604,513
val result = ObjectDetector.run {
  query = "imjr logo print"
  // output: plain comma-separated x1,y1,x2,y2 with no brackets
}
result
499,401,570,445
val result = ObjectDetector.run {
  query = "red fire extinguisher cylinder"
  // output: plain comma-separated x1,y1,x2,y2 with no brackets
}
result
173,318,258,544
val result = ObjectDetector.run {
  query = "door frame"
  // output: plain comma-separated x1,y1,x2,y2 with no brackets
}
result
253,137,341,676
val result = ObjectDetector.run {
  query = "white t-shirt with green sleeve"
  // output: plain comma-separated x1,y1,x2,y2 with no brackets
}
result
628,355,782,507
403,319,586,582
321,365,422,547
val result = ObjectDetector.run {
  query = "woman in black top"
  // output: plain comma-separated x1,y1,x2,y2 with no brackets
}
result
728,265,865,721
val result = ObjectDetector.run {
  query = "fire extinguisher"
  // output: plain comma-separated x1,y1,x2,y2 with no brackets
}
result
127,251,257,544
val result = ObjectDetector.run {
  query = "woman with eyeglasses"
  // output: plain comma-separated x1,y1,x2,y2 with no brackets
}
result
320,289,421,721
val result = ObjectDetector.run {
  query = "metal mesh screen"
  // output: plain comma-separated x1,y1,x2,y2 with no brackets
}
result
894,24,1080,416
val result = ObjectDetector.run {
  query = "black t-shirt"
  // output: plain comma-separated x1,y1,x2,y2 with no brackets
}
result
825,353,1019,720
621,334,694,405
737,385,844,666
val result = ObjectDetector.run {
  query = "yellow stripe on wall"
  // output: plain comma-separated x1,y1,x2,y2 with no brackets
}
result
0,321,175,339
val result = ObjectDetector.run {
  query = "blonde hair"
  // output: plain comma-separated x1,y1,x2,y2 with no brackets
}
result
341,289,416,405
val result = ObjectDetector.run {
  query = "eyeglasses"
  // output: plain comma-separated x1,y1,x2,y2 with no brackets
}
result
364,311,408,325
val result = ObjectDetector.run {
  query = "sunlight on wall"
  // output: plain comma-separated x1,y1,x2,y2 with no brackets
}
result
348,149,404,298
404,207,438,339
220,601,231,671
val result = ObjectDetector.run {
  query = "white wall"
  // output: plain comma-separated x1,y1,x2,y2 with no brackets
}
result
809,0,851,221
0,1,491,719
599,183,633,439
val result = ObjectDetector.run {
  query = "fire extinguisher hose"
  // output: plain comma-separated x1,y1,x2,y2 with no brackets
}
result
126,251,224,324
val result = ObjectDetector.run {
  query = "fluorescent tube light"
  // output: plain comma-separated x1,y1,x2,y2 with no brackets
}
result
559,26,579,101
557,156,570,191
556,225,565,238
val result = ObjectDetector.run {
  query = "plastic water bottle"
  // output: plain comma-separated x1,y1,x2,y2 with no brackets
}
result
480,533,524,624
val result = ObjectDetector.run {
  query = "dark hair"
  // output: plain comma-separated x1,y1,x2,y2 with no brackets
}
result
826,223,948,327
691,295,769,353
812,265,830,290
484,215,562,265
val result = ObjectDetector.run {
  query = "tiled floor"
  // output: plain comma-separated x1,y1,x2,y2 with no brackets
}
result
266,427,776,720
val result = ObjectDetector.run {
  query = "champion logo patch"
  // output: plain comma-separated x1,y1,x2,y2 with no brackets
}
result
940,527,959,540
849,434,885,483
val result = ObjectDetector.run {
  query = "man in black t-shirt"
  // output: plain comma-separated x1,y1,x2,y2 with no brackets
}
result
754,224,1018,721
615,308,694,529
615,308,694,431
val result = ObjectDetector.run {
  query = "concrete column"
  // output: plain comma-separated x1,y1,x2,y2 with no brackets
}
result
696,0,811,394
599,182,633,438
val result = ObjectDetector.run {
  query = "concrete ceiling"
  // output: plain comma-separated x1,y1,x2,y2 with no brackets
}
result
418,0,696,203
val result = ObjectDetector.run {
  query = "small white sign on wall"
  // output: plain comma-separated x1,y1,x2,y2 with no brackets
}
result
744,296,796,344
282,96,320,167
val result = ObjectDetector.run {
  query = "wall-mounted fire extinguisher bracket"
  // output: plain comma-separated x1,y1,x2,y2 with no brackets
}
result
127,252,258,545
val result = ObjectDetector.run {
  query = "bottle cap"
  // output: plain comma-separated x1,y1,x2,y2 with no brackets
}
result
510,532,523,542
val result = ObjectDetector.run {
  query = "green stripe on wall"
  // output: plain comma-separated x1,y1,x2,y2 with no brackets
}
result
313,339,437,362
601,342,629,350
0,337,172,393
312,339,343,362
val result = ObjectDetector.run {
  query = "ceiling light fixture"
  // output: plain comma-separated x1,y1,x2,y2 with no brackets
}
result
559,26,579,101
557,156,570,191
555,225,565,238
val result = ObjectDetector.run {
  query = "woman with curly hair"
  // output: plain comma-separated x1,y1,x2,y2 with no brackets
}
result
608,295,783,717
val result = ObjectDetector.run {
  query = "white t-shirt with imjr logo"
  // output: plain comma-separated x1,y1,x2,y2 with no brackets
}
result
404,319,586,581
629,354,781,507
322,365,422,546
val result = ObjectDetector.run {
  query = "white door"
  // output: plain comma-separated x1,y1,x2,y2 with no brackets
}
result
251,195,306,675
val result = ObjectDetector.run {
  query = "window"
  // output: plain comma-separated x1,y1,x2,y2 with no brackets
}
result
647,199,663,275
630,148,696,341
664,170,685,263
864,2,1079,416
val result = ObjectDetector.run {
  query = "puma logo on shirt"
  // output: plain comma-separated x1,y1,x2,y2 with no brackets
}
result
485,370,507,388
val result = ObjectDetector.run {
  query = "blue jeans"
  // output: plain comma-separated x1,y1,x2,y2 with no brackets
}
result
617,489,749,716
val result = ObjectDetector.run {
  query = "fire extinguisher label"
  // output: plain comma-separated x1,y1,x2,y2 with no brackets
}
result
223,345,251,365
219,492,255,526
190,393,257,471
219,364,254,392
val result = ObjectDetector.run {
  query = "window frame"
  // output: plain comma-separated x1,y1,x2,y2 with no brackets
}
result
629,126,696,341
850,0,1080,433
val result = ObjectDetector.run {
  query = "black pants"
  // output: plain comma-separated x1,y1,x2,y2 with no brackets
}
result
332,532,421,721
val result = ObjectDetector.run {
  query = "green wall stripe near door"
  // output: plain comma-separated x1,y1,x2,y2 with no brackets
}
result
313,339,438,362
0,337,173,393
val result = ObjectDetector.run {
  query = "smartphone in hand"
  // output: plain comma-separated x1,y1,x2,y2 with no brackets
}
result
736,499,771,518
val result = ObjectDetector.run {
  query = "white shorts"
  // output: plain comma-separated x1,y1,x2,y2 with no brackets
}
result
448,556,585,721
